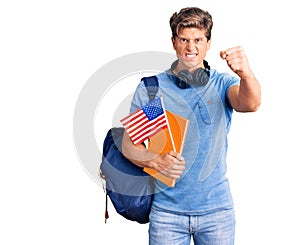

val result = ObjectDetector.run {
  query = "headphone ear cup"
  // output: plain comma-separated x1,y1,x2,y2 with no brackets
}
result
193,68,209,86
175,77,188,89
177,70,193,88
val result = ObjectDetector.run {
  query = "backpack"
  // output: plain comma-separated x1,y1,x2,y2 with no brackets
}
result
99,76,159,224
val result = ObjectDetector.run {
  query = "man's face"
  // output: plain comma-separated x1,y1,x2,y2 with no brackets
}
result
172,27,211,72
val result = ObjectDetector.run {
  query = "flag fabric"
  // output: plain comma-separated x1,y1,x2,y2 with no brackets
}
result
120,97,168,145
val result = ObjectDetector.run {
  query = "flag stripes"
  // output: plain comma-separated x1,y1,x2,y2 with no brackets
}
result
120,97,168,145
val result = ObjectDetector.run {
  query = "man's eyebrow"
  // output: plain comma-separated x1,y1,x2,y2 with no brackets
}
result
177,36,205,40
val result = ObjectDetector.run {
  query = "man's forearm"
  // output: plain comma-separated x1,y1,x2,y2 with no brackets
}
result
122,131,186,179
238,71,261,112
121,131,158,168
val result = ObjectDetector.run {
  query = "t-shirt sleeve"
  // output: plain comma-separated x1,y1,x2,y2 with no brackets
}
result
225,75,240,96
221,73,240,111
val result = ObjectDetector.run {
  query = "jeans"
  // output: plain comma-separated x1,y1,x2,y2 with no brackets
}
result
148,207,235,245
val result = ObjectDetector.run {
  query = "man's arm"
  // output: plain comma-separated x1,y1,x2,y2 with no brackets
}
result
122,131,185,180
220,46,261,112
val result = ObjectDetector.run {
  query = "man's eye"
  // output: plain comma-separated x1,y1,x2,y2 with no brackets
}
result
180,38,187,43
195,38,202,43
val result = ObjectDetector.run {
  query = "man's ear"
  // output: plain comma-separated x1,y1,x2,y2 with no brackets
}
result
171,36,176,49
207,39,212,51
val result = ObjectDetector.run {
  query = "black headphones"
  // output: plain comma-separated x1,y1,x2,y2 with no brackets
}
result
171,60,210,89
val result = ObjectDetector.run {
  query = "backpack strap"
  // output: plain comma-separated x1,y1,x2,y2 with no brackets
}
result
142,76,159,101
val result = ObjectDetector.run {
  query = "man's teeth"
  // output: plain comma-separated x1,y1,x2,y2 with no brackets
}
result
186,54,197,58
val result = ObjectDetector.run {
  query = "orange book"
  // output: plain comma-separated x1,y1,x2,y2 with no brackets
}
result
143,110,189,187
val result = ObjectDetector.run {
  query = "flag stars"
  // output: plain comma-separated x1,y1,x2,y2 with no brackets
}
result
143,99,164,120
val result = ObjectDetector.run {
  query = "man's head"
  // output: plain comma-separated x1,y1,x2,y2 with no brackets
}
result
170,7,213,72
170,7,213,41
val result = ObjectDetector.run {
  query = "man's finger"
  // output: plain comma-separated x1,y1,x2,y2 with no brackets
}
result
220,46,242,59
220,50,227,59
167,151,184,161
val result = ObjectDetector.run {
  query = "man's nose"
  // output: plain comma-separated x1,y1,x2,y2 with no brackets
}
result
186,42,194,51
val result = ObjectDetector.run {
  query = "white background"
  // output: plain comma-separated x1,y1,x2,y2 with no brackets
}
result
1,0,300,244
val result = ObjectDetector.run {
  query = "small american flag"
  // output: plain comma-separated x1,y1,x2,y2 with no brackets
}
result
120,97,168,145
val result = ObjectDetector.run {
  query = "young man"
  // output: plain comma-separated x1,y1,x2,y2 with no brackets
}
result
122,7,261,245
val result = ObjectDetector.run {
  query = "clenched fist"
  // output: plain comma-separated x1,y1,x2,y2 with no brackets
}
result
220,46,254,80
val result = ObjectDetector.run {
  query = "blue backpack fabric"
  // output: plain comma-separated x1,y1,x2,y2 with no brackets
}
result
99,76,158,224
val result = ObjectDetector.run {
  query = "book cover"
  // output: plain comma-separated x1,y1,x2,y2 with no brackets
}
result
143,110,189,187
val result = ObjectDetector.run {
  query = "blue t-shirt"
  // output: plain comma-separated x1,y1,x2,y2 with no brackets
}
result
130,69,240,215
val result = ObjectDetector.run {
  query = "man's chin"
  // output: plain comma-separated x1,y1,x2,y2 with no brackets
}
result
182,60,202,70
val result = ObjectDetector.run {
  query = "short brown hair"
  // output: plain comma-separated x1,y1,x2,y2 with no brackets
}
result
169,7,213,41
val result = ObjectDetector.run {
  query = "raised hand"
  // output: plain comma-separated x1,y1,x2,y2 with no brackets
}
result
220,46,254,80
